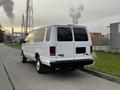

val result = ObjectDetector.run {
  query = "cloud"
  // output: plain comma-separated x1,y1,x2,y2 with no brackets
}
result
0,0,15,22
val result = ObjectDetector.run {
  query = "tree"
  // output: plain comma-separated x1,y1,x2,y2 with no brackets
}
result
0,23,3,30
0,23,4,43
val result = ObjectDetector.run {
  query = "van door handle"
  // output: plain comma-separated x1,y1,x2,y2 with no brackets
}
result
58,54,64,57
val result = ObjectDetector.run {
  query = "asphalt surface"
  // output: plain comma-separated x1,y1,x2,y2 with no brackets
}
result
0,44,120,90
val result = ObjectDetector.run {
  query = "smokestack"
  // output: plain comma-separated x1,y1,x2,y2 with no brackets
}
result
69,3,84,24
0,0,15,22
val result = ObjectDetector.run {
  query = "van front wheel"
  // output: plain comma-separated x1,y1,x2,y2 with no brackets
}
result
21,53,27,63
36,57,48,73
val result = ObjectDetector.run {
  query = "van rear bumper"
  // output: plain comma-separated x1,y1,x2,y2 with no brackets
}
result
50,59,93,68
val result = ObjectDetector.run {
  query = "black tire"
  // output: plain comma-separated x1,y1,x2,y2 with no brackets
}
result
36,57,48,74
67,67,76,71
79,65,84,70
21,51,27,63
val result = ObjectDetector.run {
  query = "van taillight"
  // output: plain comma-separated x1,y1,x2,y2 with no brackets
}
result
90,46,93,53
50,46,56,56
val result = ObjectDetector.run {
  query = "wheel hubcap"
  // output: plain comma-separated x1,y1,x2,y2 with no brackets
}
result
36,60,40,71
21,54,23,59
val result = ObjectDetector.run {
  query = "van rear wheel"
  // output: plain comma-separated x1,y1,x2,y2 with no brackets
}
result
79,65,84,70
67,67,77,71
36,57,48,74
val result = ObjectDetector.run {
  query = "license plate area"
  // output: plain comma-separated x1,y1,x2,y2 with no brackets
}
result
76,47,86,54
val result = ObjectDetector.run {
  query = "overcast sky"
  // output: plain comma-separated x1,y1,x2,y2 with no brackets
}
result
0,0,120,27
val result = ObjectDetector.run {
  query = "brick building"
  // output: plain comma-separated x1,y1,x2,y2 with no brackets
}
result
90,33,102,46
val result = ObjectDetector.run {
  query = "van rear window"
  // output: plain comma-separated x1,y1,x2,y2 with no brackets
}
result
57,27,73,41
73,28,88,41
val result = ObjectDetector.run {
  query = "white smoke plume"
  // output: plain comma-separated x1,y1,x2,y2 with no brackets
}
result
0,0,15,22
69,3,84,24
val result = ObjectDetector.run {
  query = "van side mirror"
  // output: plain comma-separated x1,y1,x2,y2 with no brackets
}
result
20,39,26,43
22,40,26,43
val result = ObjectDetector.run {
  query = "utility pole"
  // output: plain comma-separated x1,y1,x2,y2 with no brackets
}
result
11,28,14,42
21,14,25,37
25,0,34,36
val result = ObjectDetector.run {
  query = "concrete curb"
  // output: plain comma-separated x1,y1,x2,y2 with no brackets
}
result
80,67,120,84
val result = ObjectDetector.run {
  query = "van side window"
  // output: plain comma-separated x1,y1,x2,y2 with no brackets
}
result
46,27,51,41
34,28,45,42
57,27,73,41
34,30,39,42
73,28,88,41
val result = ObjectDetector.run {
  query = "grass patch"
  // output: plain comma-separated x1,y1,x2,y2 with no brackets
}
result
8,43,21,49
88,51,120,77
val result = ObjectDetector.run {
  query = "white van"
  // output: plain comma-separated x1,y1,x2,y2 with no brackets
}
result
21,25,93,73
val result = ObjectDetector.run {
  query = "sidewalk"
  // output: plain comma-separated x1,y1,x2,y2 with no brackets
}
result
0,57,12,90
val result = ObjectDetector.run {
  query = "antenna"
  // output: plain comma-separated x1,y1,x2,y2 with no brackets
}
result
25,0,34,35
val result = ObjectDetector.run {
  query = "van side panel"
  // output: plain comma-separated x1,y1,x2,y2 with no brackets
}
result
34,26,57,66
32,28,47,61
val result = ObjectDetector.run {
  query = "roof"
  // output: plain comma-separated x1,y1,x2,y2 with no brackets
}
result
34,24,87,30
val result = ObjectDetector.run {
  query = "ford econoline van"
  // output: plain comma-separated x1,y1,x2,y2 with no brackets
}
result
21,25,93,73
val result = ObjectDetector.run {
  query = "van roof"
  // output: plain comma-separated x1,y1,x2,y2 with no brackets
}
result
36,24,87,29
53,24,86,28
29,25,87,33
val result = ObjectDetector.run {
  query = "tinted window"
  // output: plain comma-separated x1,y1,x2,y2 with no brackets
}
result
46,27,51,41
34,28,45,42
73,28,88,41
34,30,39,42
57,27,72,41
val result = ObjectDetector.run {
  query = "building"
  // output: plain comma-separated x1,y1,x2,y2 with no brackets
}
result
81,15,120,52
90,32,102,46
90,32,109,51
110,22,120,52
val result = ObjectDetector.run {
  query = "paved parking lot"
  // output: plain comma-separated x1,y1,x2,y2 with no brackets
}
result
0,44,120,90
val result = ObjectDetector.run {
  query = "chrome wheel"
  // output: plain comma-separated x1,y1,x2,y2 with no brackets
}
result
21,54,23,59
36,57,48,73
36,60,40,71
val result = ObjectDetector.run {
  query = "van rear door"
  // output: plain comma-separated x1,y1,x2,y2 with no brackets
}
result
56,27,74,61
73,27,90,60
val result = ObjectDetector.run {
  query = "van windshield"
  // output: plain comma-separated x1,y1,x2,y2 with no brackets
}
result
57,27,73,41
73,28,88,41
